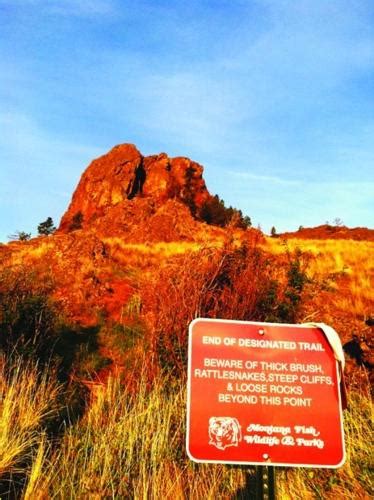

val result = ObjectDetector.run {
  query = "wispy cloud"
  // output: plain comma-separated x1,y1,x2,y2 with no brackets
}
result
125,71,246,156
228,171,302,186
0,111,103,241
0,0,373,238
0,0,118,16
227,178,374,233
0,111,103,168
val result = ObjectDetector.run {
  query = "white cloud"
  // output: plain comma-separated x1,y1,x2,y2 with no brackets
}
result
228,178,374,233
0,111,103,241
0,0,118,16
0,111,102,167
228,171,302,186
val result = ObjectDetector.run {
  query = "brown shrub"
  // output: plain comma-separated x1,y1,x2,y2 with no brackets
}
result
142,240,310,377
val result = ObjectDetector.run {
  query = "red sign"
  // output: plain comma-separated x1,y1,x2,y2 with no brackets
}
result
186,319,345,468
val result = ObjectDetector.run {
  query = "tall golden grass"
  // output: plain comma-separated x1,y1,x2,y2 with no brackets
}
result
0,358,372,498
277,369,373,500
265,238,374,321
0,357,60,497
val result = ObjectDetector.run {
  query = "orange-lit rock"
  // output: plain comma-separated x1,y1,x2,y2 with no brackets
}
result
2,144,243,326
59,144,211,233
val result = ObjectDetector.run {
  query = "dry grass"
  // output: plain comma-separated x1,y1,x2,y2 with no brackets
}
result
265,237,374,325
0,357,372,499
7,239,55,266
101,228,251,268
0,357,60,496
277,373,373,499
18,371,246,499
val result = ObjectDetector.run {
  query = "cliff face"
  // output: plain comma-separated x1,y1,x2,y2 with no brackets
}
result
59,144,211,234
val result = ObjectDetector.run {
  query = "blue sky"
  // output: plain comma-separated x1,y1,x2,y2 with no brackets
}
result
1,0,373,241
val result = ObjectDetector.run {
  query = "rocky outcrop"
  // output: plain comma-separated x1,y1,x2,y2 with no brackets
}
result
280,224,374,241
58,144,211,233
2,143,259,325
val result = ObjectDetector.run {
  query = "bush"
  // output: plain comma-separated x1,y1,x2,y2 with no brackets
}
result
8,231,31,241
0,267,58,363
142,241,310,376
37,217,56,236
0,267,110,383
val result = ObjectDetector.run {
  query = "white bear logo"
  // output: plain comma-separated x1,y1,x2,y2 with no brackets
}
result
208,417,242,450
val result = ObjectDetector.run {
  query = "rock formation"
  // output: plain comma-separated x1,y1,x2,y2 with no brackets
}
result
59,144,211,235
1,143,256,324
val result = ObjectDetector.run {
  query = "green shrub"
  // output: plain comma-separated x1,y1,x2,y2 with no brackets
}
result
200,195,251,229
0,267,58,363
37,217,56,236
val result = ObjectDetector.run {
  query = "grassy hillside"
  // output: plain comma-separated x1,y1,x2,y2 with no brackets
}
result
0,234,373,498
265,238,374,333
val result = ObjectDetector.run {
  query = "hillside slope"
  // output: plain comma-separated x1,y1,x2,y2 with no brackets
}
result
280,224,374,241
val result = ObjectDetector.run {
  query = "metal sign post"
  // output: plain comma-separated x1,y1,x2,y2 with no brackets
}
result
240,465,276,499
255,465,276,500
